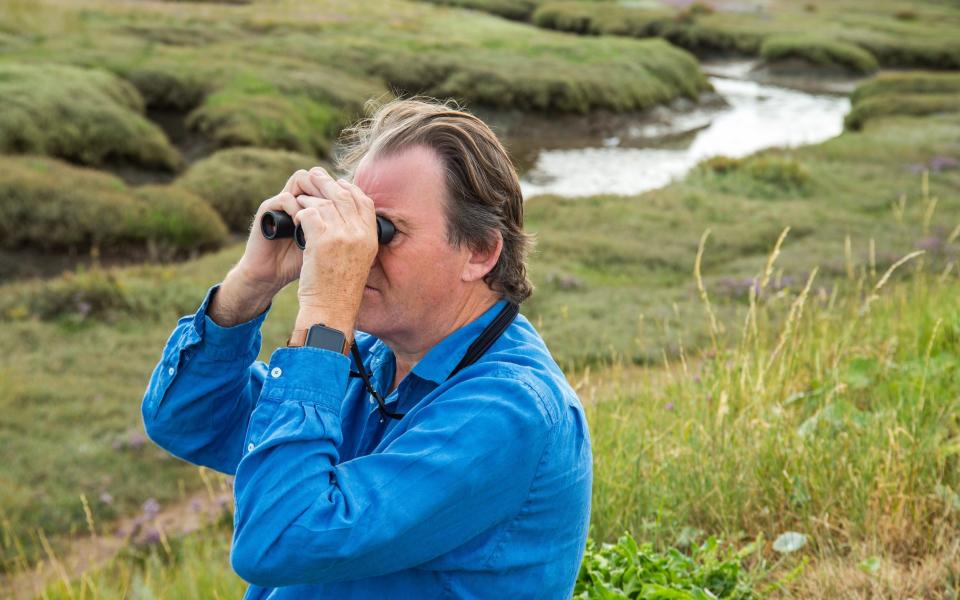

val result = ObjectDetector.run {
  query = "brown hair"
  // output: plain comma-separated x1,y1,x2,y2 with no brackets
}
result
336,97,534,304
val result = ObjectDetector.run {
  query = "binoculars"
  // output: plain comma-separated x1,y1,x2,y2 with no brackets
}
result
260,210,395,250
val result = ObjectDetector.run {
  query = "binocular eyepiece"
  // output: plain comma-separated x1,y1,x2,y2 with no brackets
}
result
260,210,395,250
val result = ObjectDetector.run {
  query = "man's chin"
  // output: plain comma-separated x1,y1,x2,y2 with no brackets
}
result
355,303,384,337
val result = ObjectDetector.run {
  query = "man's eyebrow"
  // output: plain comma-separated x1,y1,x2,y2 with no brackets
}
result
377,211,411,229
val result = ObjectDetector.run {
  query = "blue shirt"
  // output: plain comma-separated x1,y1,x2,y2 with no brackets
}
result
141,284,592,599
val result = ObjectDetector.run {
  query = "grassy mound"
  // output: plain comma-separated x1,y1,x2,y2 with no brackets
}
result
0,62,182,170
532,1,762,54
0,156,228,255
851,71,960,104
760,35,878,74
177,147,324,232
419,0,538,20
845,72,960,130
0,0,709,141
509,0,960,70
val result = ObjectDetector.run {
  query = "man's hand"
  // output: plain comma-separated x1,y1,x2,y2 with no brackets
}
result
209,167,346,327
292,167,379,342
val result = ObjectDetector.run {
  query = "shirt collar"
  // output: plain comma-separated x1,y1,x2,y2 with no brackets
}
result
406,298,509,386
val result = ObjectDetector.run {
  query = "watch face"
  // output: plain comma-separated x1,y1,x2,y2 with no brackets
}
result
306,324,346,353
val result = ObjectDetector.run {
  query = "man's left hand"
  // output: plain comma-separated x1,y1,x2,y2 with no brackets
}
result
292,167,379,341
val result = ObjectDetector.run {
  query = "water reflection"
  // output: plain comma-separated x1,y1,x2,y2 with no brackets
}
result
518,74,850,198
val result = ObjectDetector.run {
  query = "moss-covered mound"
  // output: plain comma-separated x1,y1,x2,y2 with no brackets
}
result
845,72,960,130
0,156,228,254
760,35,878,75
2,0,709,148
523,0,960,70
177,147,323,232
532,2,762,55
419,0,539,21
0,63,182,170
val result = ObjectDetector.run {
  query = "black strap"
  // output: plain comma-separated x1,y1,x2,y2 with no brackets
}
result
351,300,520,421
450,301,519,378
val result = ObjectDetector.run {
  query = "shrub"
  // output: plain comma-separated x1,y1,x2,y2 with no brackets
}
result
0,155,228,254
700,155,811,194
760,35,878,74
0,62,183,170
177,147,323,232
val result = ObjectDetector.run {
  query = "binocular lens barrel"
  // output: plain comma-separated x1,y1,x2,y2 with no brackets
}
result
260,210,395,250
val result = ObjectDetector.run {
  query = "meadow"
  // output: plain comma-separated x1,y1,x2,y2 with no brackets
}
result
1,0,959,597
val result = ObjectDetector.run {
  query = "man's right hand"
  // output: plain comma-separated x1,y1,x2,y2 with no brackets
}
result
207,168,331,327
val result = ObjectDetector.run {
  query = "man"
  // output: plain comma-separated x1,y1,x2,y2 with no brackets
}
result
142,99,592,599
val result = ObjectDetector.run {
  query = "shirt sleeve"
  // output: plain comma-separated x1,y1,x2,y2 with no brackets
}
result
230,348,555,588
141,284,271,475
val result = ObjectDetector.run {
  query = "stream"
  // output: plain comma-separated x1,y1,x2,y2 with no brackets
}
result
515,62,853,199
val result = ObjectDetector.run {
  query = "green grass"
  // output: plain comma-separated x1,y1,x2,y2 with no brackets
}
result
0,155,228,256
0,0,709,157
760,35,878,75
177,147,326,232
524,111,960,367
0,63,182,170
16,235,960,599
2,84,958,587
524,0,960,70
845,72,960,131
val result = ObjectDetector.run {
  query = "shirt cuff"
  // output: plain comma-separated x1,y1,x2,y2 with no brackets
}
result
261,347,351,417
191,283,272,361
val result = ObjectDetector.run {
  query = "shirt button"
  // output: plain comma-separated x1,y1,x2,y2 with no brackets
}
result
167,367,175,376
271,367,282,378
247,443,255,452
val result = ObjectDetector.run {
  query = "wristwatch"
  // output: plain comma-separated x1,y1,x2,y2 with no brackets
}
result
287,323,349,355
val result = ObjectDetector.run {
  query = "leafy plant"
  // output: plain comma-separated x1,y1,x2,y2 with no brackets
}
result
574,533,757,599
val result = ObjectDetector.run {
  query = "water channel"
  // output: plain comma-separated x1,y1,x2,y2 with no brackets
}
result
513,62,853,199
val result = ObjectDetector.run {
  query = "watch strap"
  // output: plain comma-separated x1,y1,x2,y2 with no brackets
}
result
287,324,349,355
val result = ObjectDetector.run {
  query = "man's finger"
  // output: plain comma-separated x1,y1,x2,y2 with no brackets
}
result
339,180,376,223
309,168,356,213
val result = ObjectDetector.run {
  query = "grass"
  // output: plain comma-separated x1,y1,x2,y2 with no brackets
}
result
522,0,960,70
14,213,960,600
0,62,182,170
2,76,959,592
845,72,960,131
523,110,960,367
0,155,229,257
0,0,709,164
760,35,879,75
176,147,327,232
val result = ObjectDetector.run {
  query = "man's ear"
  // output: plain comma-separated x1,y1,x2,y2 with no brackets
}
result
461,231,503,283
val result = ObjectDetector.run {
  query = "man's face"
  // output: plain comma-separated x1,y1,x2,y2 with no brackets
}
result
353,144,471,344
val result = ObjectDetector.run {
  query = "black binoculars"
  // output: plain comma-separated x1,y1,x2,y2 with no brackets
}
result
260,210,395,250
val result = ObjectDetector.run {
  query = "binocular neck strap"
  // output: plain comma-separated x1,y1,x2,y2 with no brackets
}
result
350,299,520,422
449,300,520,379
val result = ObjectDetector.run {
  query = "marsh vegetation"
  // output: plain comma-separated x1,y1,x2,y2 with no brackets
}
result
1,0,959,598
